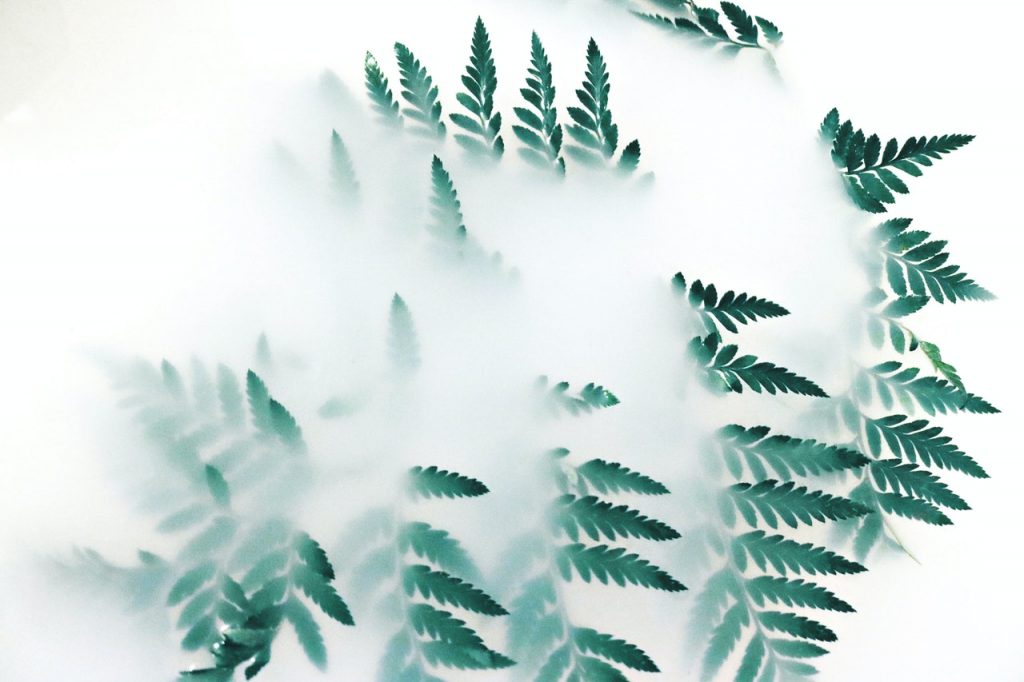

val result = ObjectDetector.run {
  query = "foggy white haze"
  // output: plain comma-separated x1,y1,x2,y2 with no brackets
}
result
2,0,1022,680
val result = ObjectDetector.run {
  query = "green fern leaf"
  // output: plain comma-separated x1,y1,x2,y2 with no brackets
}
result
556,543,686,591
758,611,836,642
513,32,564,173
745,576,854,612
389,293,421,373
168,562,216,606
538,376,620,416
268,398,305,452
364,51,401,127
565,39,640,172
394,42,445,138
863,415,987,478
329,130,359,202
216,365,244,428
672,272,789,334
408,465,489,499
722,480,872,529
874,490,952,526
290,564,354,626
452,17,503,158
292,533,334,580
870,459,969,510
689,333,828,397
429,155,467,243
702,601,748,680
576,459,670,495
245,370,273,432
420,641,516,670
403,564,507,615
873,218,994,303
856,361,998,415
721,2,759,44
572,627,659,672
555,494,680,542
715,425,869,481
399,522,480,581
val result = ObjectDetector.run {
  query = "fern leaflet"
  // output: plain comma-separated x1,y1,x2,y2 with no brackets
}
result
451,17,504,158
513,32,565,174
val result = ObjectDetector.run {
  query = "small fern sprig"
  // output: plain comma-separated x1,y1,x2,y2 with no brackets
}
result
565,38,641,174
688,332,829,397
341,466,514,679
505,447,684,678
513,32,565,174
451,17,504,159
632,1,783,51
329,130,359,204
820,108,974,213
364,51,401,128
536,376,620,417
672,272,790,335
395,42,446,139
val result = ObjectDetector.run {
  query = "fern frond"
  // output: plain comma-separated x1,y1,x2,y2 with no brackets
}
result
565,39,640,173
873,217,994,303
715,424,869,481
672,272,789,334
388,293,421,373
573,627,659,672
854,360,998,415
364,51,401,127
632,1,782,50
403,565,508,615
722,480,873,529
329,130,359,202
862,414,987,478
554,494,681,542
514,32,565,174
428,155,467,243
576,458,670,495
822,109,974,212
689,333,828,397
758,610,836,642
745,576,854,612
869,459,969,510
408,465,489,499
556,543,686,591
451,17,504,159
395,42,445,138
537,375,620,416
399,522,480,582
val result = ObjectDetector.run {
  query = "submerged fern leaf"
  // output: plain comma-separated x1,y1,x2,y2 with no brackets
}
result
731,531,867,576
572,627,659,672
329,130,359,202
723,480,873,529
689,333,828,397
451,17,504,159
556,543,686,591
576,459,670,495
554,494,681,542
408,466,489,499
395,42,445,138
672,272,789,334
388,293,421,373
862,414,987,478
364,51,401,127
513,32,565,174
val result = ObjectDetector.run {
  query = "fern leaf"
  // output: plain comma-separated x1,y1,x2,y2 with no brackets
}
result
863,415,987,478
722,480,872,529
576,459,670,495
873,218,994,303
745,576,854,612
514,32,564,173
268,398,305,452
874,490,952,526
919,341,964,392
715,425,869,481
403,564,507,615
399,522,480,581
856,361,998,415
420,641,516,670
556,543,686,591
870,459,969,510
216,365,244,428
565,39,639,172
573,627,658,672
672,273,789,334
555,494,681,542
451,17,503,158
168,562,216,606
364,51,401,127
689,333,828,397
293,533,334,580
758,611,836,642
329,130,359,202
408,465,489,499
245,370,272,432
388,293,421,373
632,1,781,49
702,601,748,680
538,376,620,416
409,604,514,669
429,155,467,243
291,564,354,626
394,42,445,138
823,109,974,212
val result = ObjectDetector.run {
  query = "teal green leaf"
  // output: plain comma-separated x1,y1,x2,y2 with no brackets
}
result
689,334,828,397
389,294,421,373
870,459,968,510
408,465,489,499
394,42,445,138
403,564,507,615
216,364,244,428
864,414,986,477
572,627,659,672
168,562,216,606
399,522,480,581
556,543,686,591
672,273,789,334
451,17,503,158
554,494,680,542
715,424,869,481
702,601,748,680
723,480,872,529
204,465,230,508
284,596,327,669
576,459,670,495
514,33,564,172
758,611,836,642
329,130,359,202
364,51,401,127
291,564,354,626
745,576,854,612
732,531,866,576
